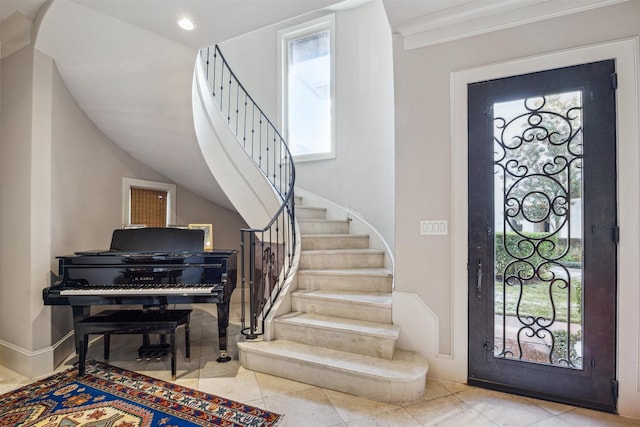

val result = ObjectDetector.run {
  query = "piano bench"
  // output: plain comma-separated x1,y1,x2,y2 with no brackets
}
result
76,309,192,380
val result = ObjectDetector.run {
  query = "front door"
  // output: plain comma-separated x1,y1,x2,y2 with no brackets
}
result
468,60,617,412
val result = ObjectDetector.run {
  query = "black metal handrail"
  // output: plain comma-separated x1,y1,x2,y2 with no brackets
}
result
199,45,296,338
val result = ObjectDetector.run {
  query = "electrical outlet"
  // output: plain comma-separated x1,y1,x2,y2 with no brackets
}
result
420,220,448,236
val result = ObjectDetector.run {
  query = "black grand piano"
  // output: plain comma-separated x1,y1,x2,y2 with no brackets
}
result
42,227,237,363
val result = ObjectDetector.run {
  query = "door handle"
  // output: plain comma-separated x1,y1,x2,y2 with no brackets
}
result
476,260,483,297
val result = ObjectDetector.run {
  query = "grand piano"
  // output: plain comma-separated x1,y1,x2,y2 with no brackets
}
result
42,227,237,362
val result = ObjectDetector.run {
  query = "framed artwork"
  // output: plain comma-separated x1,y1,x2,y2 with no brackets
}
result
188,223,213,251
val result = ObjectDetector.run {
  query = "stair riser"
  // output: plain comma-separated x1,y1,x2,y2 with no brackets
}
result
239,348,426,403
300,253,384,269
301,235,369,250
296,208,327,220
292,296,391,323
297,273,392,293
274,321,396,359
299,221,350,234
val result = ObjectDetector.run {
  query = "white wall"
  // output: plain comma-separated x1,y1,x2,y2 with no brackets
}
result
0,52,2,358
175,189,247,252
0,44,247,376
219,0,395,249
393,1,640,418
0,44,37,358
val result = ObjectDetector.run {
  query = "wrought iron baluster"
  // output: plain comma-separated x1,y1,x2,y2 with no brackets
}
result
199,45,297,339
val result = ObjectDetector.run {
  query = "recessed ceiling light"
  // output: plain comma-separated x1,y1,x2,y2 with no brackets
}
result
178,17,194,31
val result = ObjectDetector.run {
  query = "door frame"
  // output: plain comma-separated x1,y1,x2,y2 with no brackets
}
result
467,60,617,411
449,38,640,416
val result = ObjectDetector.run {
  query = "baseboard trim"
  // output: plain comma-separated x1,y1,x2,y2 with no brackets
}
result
0,332,75,378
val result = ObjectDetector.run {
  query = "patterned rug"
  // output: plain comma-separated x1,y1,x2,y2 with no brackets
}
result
0,361,282,426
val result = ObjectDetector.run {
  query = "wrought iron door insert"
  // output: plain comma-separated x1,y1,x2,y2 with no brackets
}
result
493,91,583,368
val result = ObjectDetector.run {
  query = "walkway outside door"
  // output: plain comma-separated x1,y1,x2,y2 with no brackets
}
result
467,60,617,412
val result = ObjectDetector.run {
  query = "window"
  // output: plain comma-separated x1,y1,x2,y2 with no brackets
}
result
122,178,176,227
279,15,335,161
130,188,168,227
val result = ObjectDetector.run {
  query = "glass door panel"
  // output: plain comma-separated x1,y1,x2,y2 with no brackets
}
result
493,92,584,369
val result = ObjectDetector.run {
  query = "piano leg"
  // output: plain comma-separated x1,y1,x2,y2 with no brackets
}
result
72,306,91,355
78,331,87,376
216,301,231,362
185,320,191,362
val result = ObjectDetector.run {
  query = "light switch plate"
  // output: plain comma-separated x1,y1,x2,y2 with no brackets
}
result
420,220,448,235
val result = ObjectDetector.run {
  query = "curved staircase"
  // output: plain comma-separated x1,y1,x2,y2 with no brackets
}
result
194,44,428,404
238,198,429,403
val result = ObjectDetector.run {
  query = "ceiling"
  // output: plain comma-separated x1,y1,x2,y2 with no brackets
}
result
2,0,627,48
0,0,627,210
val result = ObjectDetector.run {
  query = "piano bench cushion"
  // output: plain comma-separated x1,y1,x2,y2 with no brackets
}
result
76,309,192,380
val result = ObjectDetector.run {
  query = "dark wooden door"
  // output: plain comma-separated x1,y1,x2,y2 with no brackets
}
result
468,60,618,412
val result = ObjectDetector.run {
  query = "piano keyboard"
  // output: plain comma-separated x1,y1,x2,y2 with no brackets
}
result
60,284,216,296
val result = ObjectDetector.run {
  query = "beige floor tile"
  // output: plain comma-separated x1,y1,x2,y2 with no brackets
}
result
0,365,30,396
456,386,555,426
263,387,344,427
244,397,268,410
323,388,400,423
346,407,422,427
198,367,263,403
0,365,25,382
558,407,640,426
0,383,28,395
422,378,454,401
433,378,472,395
405,394,496,426
254,370,316,397
197,359,243,378
524,396,575,416
533,415,577,427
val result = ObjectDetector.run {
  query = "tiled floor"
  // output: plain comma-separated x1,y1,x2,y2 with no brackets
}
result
1,304,638,426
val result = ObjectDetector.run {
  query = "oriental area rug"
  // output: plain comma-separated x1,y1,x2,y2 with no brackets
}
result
0,361,282,426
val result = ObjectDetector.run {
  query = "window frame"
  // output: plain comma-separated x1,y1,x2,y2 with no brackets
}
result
278,14,336,162
122,178,176,227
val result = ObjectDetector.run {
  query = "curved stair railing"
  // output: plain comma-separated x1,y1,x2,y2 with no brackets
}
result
199,45,296,338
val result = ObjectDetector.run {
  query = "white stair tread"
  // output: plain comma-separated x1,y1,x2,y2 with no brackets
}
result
298,219,349,224
297,268,392,277
297,207,326,211
301,233,368,238
301,248,384,255
239,340,427,379
296,207,328,219
292,289,391,306
276,312,400,338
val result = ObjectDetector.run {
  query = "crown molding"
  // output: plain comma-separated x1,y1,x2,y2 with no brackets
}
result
395,0,628,51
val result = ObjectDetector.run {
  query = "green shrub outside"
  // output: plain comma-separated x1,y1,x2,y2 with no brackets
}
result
495,233,582,276
494,232,583,323
495,232,559,280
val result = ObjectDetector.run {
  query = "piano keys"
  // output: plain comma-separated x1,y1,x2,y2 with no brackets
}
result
59,284,218,296
42,228,237,363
